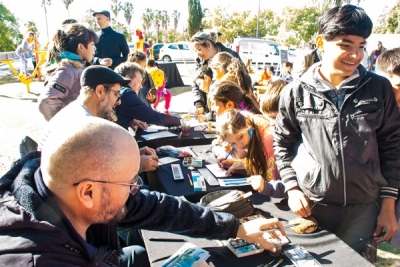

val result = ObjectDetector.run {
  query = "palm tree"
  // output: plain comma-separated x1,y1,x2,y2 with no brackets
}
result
62,0,73,18
82,9,98,31
161,10,170,43
41,0,51,40
111,0,122,19
123,2,134,38
153,10,162,43
141,8,153,37
172,10,180,32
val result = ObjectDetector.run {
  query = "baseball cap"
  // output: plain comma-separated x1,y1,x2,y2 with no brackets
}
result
81,66,130,87
190,32,215,43
92,10,111,18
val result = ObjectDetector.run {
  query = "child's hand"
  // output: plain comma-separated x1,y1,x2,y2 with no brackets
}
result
195,107,204,118
247,175,264,192
287,187,311,217
217,158,235,169
226,161,245,175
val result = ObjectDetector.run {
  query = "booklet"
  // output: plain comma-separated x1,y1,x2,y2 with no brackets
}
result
205,163,230,178
161,242,210,267
141,131,177,140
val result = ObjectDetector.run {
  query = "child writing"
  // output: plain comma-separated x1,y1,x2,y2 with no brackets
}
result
147,59,172,114
274,5,400,262
15,32,36,77
216,109,285,198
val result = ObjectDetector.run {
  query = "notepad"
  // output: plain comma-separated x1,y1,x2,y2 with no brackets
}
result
141,131,177,140
205,163,230,178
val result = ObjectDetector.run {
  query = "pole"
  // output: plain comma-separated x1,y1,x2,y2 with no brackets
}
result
256,0,260,38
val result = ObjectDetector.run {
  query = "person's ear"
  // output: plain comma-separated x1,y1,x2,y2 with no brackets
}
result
226,100,235,109
316,35,324,52
95,84,106,98
77,43,85,54
75,181,96,209
204,75,211,83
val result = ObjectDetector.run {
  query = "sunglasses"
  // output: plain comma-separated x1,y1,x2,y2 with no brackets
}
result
72,175,143,196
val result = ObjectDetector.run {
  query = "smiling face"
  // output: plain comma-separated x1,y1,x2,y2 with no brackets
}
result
318,34,366,87
193,41,216,61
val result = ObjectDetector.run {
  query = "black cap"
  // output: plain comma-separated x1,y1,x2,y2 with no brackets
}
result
217,32,222,36
81,66,130,87
92,10,111,18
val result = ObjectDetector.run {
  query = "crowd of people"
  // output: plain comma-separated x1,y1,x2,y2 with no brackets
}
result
2,4,400,267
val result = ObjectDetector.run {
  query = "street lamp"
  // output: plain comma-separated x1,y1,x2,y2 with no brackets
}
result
256,0,260,38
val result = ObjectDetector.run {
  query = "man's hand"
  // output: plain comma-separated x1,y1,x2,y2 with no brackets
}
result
237,218,286,253
140,155,159,172
139,146,156,156
99,58,113,67
287,187,311,217
131,119,148,131
247,175,264,192
195,107,204,119
374,198,398,243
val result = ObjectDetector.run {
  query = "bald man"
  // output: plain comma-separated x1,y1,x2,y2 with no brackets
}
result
0,117,285,267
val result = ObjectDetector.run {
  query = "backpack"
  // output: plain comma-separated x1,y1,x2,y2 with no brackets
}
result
148,68,165,88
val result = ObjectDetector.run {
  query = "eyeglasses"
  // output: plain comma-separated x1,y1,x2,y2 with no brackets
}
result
103,84,121,102
72,175,143,196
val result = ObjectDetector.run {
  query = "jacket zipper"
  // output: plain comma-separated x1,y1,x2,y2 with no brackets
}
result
301,76,371,206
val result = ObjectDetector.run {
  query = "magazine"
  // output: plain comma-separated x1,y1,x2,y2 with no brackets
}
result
161,242,210,267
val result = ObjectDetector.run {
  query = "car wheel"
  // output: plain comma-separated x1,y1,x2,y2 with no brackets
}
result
162,55,172,62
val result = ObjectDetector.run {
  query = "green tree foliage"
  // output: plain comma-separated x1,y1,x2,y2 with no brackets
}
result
24,21,39,36
142,8,153,37
280,6,322,46
187,0,203,37
111,0,122,19
123,2,134,37
41,0,51,40
0,4,21,52
161,10,170,42
153,10,162,43
82,9,99,31
373,0,400,34
62,0,74,18
172,10,180,32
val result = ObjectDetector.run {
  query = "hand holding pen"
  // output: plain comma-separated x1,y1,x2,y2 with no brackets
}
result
217,148,234,169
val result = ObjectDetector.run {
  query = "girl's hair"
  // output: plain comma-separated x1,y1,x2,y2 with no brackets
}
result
194,65,213,80
217,109,267,178
147,59,157,67
209,52,254,98
376,48,400,77
260,80,288,116
47,23,98,63
213,81,261,114
128,50,147,63
190,32,216,49
284,62,293,68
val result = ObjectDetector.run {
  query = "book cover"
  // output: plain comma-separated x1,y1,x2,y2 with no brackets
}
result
161,243,210,267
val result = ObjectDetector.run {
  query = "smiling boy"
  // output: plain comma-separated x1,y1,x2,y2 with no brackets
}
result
274,5,400,262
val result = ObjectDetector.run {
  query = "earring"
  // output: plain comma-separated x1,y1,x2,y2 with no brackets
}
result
248,129,254,139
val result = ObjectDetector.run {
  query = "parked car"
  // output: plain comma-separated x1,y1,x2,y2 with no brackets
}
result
159,42,196,62
151,43,164,60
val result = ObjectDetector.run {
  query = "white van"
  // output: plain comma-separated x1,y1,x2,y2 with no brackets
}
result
233,37,285,71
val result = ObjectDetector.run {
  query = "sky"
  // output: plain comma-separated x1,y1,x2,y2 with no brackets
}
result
1,0,398,44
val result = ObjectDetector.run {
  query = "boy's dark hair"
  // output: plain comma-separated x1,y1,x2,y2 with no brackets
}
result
260,80,288,116
195,65,213,80
376,48,400,77
318,5,372,41
128,50,147,63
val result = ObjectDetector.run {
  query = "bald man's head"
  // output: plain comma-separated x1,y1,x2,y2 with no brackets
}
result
41,117,139,192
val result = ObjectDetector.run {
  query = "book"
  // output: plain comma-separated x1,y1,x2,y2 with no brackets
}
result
224,238,264,258
161,243,210,267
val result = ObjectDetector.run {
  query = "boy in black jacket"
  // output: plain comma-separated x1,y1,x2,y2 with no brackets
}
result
274,5,400,262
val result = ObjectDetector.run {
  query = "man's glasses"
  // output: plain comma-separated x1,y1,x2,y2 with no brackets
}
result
72,175,143,196
103,85,121,102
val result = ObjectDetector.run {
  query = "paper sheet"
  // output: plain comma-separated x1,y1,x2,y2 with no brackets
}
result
158,157,180,165
205,163,230,178
141,131,177,140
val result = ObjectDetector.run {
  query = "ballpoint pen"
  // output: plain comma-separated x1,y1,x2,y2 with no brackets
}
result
220,148,234,168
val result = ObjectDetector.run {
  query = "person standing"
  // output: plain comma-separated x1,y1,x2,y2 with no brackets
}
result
368,41,386,72
92,10,129,70
15,32,36,77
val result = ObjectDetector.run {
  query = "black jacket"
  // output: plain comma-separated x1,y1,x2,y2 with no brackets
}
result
192,43,240,112
93,26,130,70
274,64,400,205
0,152,239,266
116,86,181,129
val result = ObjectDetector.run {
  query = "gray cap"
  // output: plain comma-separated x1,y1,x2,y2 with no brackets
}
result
92,10,111,18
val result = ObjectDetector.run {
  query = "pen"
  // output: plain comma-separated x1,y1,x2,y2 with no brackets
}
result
220,148,234,168
149,238,187,242
271,258,283,267
187,174,193,186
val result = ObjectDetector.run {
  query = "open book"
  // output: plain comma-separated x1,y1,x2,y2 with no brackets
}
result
161,243,210,267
